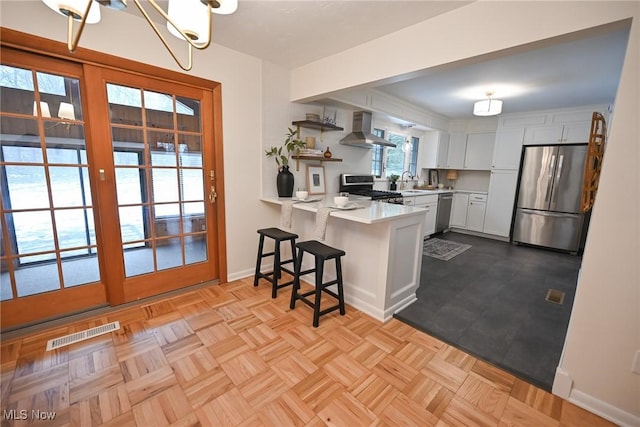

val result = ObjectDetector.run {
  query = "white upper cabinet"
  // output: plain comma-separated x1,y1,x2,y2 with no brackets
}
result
523,108,600,145
419,131,449,170
464,132,495,170
436,132,450,169
559,121,592,143
492,127,525,170
525,121,591,144
446,132,466,169
491,105,607,170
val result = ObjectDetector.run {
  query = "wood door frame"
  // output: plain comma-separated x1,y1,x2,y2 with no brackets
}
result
0,29,228,324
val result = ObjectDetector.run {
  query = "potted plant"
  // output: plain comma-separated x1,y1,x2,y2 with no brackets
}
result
388,174,400,190
265,127,306,197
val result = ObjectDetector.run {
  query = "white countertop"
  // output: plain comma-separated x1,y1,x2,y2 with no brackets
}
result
401,188,487,196
261,196,427,224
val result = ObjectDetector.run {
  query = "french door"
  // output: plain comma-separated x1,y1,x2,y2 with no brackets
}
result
84,66,219,304
1,48,222,328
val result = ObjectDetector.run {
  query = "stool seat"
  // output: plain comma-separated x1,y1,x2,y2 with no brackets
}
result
290,240,346,327
257,227,298,241
295,240,345,260
254,228,298,298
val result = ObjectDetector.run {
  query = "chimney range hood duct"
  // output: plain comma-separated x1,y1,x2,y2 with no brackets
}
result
339,111,395,148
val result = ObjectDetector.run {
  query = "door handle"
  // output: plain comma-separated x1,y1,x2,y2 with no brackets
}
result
552,155,564,203
545,154,556,202
209,186,217,203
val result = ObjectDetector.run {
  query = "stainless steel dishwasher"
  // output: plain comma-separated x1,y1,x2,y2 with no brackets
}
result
435,193,453,233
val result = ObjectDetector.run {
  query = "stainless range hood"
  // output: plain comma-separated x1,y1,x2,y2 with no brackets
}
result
339,111,395,148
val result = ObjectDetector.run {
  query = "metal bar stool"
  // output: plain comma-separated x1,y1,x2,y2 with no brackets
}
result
254,228,298,298
289,240,346,327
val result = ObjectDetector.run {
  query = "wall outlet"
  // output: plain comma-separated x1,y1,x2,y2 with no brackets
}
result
632,350,640,375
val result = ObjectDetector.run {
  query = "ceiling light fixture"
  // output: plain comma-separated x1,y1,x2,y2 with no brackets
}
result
41,0,238,71
473,91,503,116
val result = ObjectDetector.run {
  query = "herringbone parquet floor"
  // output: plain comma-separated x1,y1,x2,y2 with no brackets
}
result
0,277,616,426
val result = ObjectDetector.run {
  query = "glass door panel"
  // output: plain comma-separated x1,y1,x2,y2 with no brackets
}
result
106,82,208,285
0,63,103,306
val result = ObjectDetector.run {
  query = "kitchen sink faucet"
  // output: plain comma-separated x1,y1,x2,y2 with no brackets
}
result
400,170,414,189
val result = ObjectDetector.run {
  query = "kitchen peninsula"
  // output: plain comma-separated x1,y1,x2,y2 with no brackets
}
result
261,197,427,322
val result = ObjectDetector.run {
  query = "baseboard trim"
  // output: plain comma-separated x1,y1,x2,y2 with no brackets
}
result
388,295,417,322
568,389,640,427
449,228,510,241
343,294,384,323
228,268,256,282
552,368,573,398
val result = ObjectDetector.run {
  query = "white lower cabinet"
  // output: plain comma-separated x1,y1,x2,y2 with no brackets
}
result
449,193,469,228
466,194,487,232
483,170,519,237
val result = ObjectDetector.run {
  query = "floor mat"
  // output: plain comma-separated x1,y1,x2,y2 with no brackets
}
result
423,237,471,260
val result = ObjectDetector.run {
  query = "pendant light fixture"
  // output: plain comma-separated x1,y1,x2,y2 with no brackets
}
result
41,0,238,71
473,91,503,116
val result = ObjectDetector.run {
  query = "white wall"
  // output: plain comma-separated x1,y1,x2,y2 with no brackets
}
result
559,10,639,425
288,1,640,425
0,1,264,281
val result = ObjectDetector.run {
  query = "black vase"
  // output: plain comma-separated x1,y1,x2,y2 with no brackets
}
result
276,166,294,197
390,182,397,191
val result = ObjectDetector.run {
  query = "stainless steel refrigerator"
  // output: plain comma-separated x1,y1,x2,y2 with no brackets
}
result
512,144,589,253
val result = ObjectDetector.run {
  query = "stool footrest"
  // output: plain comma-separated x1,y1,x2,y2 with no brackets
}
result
295,295,341,313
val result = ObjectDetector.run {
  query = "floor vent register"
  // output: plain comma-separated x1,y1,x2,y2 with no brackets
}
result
545,289,566,305
46,321,120,351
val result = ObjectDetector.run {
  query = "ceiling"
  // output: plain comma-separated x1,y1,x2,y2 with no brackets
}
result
131,1,630,120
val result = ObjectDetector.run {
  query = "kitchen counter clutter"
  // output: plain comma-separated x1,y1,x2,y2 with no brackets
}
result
261,195,426,322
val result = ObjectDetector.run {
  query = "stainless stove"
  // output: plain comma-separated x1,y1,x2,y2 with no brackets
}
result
339,174,404,204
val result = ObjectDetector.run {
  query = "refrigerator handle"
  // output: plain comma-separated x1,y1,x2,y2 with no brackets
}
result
545,154,556,202
552,155,564,203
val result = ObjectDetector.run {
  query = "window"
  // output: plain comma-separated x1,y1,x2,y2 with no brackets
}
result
371,131,420,178
409,136,420,176
371,128,384,177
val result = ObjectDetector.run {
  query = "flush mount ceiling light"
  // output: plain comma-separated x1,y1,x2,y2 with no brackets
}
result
41,0,238,71
473,91,503,116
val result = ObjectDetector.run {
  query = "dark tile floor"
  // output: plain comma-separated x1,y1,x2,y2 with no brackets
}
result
394,232,582,391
